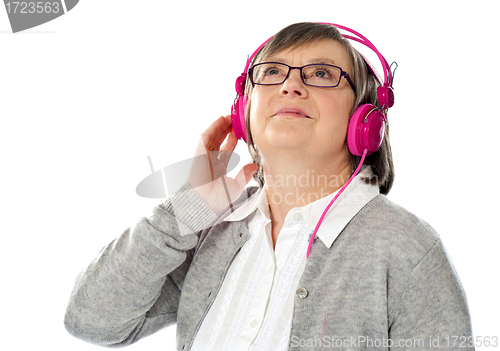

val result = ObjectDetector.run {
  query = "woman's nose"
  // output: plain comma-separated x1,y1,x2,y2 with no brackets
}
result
279,68,308,98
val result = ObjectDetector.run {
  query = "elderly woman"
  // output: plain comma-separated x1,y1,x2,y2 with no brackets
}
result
65,22,474,350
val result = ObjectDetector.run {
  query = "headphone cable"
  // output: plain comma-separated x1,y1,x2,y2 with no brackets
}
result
306,149,368,259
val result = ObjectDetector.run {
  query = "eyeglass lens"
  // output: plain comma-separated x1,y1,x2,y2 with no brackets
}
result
252,63,342,87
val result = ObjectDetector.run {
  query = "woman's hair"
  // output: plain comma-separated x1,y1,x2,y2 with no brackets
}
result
244,22,395,195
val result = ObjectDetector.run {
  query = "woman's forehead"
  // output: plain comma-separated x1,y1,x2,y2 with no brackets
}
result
264,39,351,69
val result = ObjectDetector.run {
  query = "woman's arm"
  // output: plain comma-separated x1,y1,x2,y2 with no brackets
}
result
64,115,257,347
389,239,475,350
64,182,217,347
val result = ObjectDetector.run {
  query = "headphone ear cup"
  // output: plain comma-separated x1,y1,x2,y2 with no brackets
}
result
231,95,248,143
347,104,386,156
231,73,249,143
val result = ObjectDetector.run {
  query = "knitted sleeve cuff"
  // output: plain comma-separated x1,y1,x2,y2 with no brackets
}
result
158,182,217,235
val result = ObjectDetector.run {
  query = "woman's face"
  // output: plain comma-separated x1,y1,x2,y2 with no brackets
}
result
249,39,355,165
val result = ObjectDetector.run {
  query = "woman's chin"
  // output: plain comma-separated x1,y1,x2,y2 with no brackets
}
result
262,129,311,149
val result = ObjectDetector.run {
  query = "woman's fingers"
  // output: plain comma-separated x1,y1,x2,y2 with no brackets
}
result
200,117,222,149
212,116,233,150
202,116,232,150
218,128,237,167
201,116,237,172
223,126,238,151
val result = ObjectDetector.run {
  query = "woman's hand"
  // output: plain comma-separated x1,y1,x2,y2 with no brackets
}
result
187,115,259,214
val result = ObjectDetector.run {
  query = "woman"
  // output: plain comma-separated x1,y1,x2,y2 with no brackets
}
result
65,22,474,350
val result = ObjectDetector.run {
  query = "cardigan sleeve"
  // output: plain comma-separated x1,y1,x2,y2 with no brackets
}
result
64,182,217,347
389,239,475,350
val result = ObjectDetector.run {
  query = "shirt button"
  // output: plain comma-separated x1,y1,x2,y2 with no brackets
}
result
249,319,258,328
296,287,308,299
292,212,302,221
268,266,274,274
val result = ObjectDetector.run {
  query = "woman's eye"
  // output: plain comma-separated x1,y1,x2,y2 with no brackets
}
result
314,69,331,78
265,67,283,76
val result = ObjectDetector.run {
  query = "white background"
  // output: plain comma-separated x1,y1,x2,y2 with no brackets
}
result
1,0,498,350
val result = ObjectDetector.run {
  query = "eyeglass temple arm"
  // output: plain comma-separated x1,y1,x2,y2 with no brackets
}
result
342,72,357,94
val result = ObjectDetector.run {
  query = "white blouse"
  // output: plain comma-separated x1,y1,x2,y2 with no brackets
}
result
191,168,379,351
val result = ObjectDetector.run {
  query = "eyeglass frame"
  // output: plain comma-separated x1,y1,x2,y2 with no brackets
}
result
248,62,357,93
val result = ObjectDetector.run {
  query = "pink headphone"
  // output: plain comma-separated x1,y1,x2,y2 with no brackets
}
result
230,22,396,157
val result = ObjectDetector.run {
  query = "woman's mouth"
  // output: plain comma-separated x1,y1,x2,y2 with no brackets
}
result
274,108,311,118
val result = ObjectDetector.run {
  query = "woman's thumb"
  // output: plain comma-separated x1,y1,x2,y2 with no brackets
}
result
235,163,259,188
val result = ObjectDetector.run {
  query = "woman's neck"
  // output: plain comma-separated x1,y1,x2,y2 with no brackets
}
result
261,152,352,246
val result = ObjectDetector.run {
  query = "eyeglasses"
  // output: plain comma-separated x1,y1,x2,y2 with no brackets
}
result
249,62,356,92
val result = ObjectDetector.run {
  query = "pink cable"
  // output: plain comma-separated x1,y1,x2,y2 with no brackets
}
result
306,149,368,260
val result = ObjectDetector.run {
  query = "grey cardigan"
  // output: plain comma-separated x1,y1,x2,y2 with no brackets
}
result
64,183,474,350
